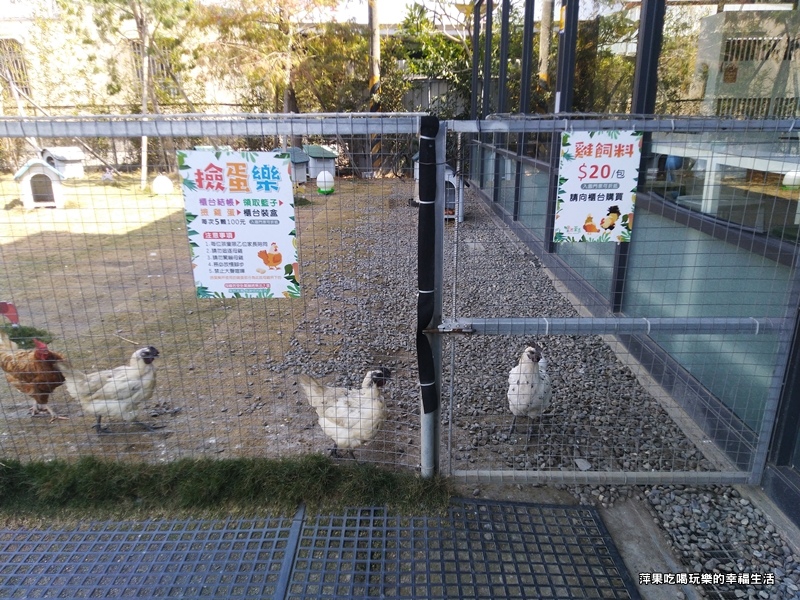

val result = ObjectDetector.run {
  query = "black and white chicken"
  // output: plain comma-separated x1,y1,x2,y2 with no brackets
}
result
297,367,392,459
507,344,553,436
57,346,161,433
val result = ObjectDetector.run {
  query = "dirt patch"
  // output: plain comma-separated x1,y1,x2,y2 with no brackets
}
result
0,174,420,467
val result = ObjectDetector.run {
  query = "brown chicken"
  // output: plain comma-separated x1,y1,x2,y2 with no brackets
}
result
583,215,599,233
258,242,282,270
0,331,67,422
600,205,621,231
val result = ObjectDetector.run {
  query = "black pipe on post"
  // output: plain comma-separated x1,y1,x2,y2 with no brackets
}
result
482,0,494,117
497,0,511,114
518,0,535,116
631,0,666,116
470,0,483,120
417,115,440,478
611,0,666,313
545,0,579,252
554,0,579,113
492,0,511,206
513,0,536,221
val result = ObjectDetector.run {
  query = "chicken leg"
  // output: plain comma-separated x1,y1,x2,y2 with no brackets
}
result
29,400,69,423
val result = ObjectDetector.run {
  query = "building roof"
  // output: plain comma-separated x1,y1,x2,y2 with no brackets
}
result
303,144,338,159
273,147,310,164
13,159,66,181
41,146,85,161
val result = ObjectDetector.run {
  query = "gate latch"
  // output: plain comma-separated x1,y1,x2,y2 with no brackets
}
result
423,320,474,335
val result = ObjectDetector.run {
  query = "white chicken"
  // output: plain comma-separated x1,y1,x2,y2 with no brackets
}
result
297,367,391,459
57,346,161,433
507,343,553,436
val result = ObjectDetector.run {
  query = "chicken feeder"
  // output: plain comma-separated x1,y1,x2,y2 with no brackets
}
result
316,171,334,195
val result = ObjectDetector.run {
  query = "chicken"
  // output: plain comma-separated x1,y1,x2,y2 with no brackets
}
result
0,331,67,422
600,205,621,231
257,242,282,270
507,344,553,436
297,367,391,459
583,215,599,233
57,346,161,433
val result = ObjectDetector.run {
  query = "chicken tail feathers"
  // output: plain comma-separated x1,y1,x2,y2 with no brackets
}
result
0,329,18,352
297,374,325,408
55,361,90,403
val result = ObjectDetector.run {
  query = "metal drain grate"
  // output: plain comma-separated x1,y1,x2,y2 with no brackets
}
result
0,518,294,599
288,499,639,599
0,500,639,599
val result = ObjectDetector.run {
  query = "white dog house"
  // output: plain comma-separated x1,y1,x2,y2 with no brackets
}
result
412,152,463,221
273,147,310,183
303,144,337,179
13,159,66,209
41,146,85,179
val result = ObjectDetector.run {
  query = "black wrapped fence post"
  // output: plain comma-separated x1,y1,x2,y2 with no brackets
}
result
417,115,442,478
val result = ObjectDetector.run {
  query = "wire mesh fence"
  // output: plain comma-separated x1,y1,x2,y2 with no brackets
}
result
442,115,800,485
0,114,423,468
1,113,797,489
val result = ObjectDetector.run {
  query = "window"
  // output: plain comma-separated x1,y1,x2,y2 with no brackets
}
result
0,39,31,98
129,40,179,101
721,36,783,65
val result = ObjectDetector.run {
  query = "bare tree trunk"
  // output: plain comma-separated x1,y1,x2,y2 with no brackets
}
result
140,19,150,190
538,0,554,90
367,0,381,175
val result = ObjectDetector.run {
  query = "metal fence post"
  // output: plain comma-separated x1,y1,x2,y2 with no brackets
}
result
417,116,444,478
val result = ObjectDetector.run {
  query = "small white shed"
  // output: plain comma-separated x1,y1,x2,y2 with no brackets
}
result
41,146,85,179
13,159,66,209
303,144,338,179
412,152,463,221
273,147,310,183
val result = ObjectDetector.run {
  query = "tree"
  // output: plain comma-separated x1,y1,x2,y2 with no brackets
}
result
294,22,370,112
656,8,704,115
57,0,198,182
576,12,638,113
388,3,473,118
191,0,338,115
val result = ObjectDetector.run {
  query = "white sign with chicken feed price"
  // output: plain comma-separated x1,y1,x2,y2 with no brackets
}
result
554,130,642,243
179,149,300,298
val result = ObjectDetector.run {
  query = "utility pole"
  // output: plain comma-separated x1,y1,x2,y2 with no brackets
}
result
368,0,381,175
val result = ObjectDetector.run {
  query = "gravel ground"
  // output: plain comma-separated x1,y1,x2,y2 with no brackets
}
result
276,184,800,599
640,484,800,599
3,176,798,599
443,189,800,599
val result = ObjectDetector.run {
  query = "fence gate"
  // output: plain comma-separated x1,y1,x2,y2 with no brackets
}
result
428,116,798,488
